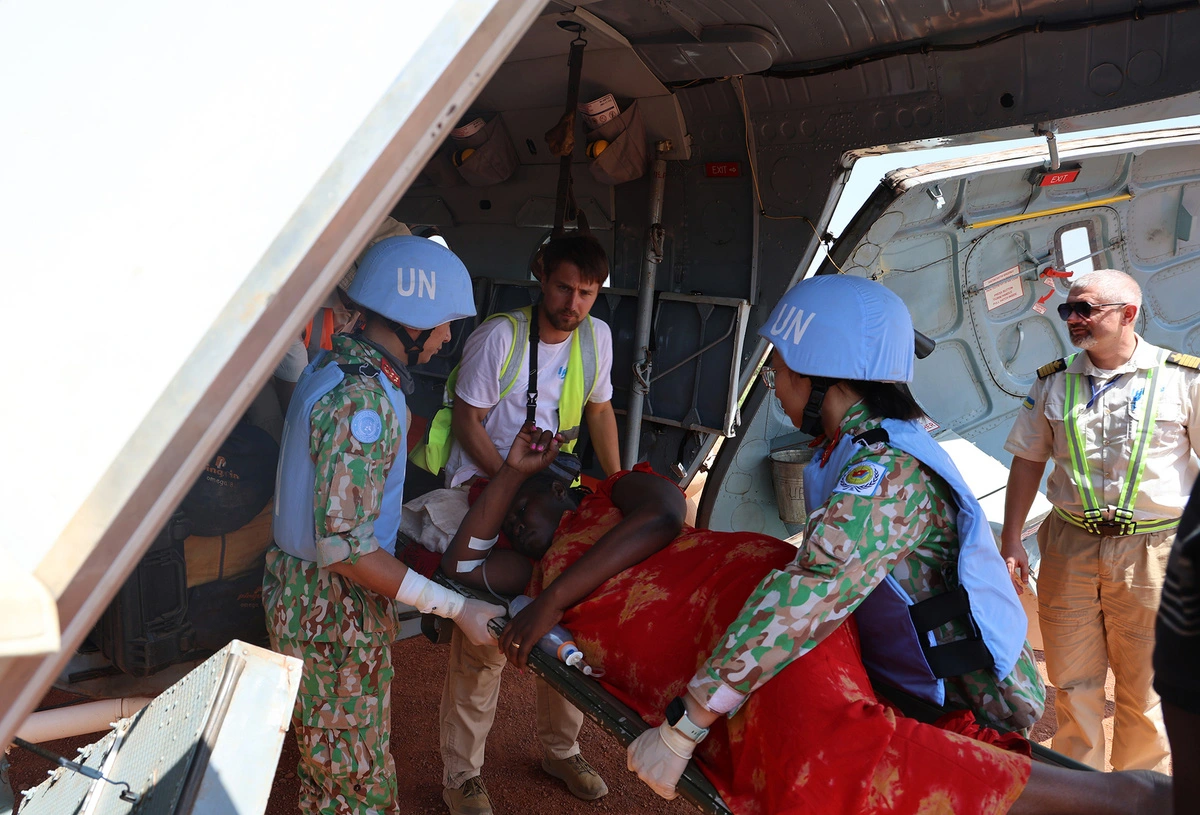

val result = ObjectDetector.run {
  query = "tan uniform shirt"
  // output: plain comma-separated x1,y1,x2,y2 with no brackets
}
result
1005,336,1200,521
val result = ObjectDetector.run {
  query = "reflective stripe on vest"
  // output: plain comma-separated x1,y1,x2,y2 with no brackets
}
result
1052,506,1180,535
1063,350,1168,535
273,356,407,561
411,306,599,474
303,307,336,353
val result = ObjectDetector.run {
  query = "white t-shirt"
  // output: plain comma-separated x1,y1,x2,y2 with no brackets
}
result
444,313,614,487
273,338,310,383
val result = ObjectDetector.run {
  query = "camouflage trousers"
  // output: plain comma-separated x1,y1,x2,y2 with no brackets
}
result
271,636,398,814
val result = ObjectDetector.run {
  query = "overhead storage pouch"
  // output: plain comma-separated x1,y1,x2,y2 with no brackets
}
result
422,149,464,187
587,99,647,186
454,116,519,187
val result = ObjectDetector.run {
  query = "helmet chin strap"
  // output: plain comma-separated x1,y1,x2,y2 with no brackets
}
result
799,376,833,437
394,325,432,367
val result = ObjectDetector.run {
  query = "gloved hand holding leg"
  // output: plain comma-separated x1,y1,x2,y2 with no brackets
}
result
626,722,698,800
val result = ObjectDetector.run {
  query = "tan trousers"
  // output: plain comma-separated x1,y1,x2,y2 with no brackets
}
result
1036,512,1173,771
439,624,585,788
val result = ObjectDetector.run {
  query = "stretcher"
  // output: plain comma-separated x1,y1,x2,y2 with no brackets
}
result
429,574,1092,815
429,573,735,814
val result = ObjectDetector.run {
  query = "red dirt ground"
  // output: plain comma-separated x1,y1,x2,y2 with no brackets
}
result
5,645,1164,814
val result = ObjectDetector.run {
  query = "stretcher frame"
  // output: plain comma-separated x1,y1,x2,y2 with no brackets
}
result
431,573,735,814
430,573,1092,815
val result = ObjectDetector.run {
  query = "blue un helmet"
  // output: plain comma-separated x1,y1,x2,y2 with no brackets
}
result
347,235,475,329
759,275,915,434
346,235,476,366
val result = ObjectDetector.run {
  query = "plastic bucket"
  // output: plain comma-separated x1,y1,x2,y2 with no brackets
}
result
769,447,815,524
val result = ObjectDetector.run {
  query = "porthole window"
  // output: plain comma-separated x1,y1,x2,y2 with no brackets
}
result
1054,222,1098,276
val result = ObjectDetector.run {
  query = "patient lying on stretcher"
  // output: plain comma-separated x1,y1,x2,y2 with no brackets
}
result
442,424,1173,815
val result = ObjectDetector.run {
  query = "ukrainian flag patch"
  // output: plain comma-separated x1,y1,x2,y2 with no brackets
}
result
1022,396,1035,410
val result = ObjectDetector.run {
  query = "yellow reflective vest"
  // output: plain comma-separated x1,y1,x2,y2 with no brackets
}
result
410,305,600,474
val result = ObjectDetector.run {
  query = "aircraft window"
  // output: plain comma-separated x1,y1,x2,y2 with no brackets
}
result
1055,223,1096,276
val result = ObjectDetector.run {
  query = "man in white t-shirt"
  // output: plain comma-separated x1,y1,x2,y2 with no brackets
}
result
440,234,619,815
444,238,620,486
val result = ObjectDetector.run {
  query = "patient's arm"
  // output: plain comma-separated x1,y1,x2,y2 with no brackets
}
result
441,423,562,592
500,470,687,668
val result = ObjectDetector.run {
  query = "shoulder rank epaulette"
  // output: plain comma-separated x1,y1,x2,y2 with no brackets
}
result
1037,358,1068,379
1166,352,1200,370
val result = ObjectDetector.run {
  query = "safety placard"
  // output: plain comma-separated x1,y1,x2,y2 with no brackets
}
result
982,266,1024,310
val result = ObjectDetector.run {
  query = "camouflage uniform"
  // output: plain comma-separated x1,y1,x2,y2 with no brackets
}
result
263,335,402,814
690,404,1045,732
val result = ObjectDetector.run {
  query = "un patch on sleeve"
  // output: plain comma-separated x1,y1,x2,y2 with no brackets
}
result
350,409,383,444
833,461,887,497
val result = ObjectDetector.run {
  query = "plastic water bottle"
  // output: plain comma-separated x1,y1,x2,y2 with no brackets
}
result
508,595,595,674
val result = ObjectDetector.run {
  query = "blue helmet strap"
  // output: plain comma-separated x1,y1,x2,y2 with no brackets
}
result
800,376,833,437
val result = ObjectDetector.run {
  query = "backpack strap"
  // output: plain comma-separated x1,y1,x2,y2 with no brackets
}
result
338,363,379,378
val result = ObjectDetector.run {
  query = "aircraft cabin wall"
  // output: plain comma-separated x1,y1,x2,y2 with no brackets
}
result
396,4,1200,490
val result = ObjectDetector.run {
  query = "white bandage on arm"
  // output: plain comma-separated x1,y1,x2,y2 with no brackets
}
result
395,569,465,620
468,535,499,551
456,558,487,573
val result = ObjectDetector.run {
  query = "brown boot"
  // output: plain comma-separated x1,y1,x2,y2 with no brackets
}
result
541,753,609,801
443,776,494,815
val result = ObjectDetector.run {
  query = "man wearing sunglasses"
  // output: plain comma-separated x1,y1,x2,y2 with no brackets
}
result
1000,268,1200,772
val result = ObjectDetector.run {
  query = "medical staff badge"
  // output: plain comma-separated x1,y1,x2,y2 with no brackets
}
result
350,409,383,444
834,461,887,497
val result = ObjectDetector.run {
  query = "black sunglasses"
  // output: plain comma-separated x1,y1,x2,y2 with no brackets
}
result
1056,301,1126,321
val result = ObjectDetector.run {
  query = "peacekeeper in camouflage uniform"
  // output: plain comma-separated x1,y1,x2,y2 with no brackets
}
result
264,235,505,815
629,275,1043,798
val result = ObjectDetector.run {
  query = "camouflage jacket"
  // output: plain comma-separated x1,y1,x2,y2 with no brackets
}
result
263,336,403,645
690,404,1045,731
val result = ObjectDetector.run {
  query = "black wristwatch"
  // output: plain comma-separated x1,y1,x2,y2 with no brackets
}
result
665,696,710,743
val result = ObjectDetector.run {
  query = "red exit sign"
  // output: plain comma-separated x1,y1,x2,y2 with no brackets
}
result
1038,168,1081,186
705,161,740,178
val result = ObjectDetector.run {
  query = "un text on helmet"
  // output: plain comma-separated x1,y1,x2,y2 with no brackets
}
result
769,305,816,345
397,267,437,299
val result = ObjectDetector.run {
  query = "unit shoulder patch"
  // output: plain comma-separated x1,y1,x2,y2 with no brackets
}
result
1166,352,1200,371
350,409,383,444
833,460,888,498
1037,358,1068,379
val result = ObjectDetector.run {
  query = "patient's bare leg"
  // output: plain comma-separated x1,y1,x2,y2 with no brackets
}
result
1009,763,1172,815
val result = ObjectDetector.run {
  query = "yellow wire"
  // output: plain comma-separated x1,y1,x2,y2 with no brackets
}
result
734,75,846,274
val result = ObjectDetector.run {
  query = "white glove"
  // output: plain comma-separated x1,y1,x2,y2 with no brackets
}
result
626,721,697,800
452,598,506,647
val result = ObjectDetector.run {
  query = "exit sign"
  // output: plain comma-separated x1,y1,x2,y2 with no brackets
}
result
1036,166,1081,186
705,162,740,178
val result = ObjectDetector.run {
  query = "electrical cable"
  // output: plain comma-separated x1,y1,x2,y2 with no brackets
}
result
12,737,139,804
732,75,847,273
747,3,1192,82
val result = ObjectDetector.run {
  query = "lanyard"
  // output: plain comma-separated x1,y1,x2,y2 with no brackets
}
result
1085,373,1123,409
526,307,539,424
